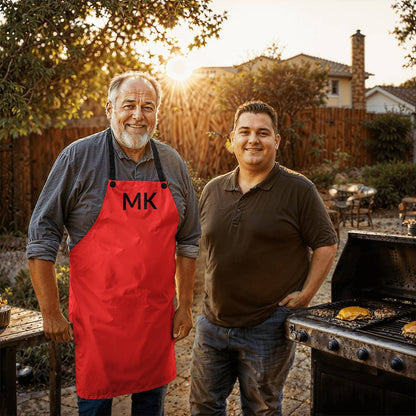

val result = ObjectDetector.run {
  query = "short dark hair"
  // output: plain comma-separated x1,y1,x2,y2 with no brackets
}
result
233,101,278,134
107,71,162,109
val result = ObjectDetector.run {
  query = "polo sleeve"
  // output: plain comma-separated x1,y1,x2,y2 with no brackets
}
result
299,185,338,250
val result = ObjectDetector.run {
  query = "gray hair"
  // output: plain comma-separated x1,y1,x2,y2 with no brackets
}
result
107,71,162,109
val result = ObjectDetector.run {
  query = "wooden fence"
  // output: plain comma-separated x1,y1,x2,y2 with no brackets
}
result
1,81,377,232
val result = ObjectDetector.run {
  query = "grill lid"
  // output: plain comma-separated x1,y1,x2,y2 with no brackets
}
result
331,231,416,304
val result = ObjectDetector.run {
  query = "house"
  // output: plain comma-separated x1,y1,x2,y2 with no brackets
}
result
195,30,372,109
365,86,416,115
193,66,236,78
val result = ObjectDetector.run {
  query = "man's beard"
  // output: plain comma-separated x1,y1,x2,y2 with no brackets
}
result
118,130,150,150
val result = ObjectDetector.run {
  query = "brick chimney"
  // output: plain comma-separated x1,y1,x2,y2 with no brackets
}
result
351,30,366,110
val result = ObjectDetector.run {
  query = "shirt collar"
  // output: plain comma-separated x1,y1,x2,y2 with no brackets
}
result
110,128,154,163
224,163,280,192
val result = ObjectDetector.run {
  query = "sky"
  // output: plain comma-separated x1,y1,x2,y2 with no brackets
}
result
172,0,415,88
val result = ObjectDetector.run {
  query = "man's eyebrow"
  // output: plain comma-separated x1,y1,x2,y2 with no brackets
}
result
237,126,272,132
121,98,155,105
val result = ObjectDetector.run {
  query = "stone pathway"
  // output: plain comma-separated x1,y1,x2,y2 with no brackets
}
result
16,211,405,415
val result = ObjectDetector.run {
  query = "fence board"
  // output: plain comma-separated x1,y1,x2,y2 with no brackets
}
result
1,103,379,232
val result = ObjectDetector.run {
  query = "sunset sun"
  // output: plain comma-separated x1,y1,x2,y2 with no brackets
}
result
165,56,194,81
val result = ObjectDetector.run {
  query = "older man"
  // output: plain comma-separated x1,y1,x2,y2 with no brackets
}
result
190,101,337,415
27,71,200,415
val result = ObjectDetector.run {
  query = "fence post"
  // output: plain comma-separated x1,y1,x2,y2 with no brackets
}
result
12,135,32,233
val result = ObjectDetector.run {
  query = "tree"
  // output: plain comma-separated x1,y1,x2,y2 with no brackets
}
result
0,0,227,139
215,60,328,168
364,113,413,163
392,0,416,68
400,76,416,88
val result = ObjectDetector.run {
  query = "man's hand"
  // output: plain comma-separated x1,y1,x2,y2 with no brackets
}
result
173,304,193,342
279,291,309,309
43,312,74,342
29,258,74,343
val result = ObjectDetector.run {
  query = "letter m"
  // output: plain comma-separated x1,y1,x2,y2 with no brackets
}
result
123,193,141,210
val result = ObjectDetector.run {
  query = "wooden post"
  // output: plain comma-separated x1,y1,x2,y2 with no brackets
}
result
0,346,17,416
49,341,61,416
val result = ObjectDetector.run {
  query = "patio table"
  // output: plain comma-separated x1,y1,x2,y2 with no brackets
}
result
0,307,61,416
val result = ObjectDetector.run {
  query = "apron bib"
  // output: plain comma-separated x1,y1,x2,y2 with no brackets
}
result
69,130,179,399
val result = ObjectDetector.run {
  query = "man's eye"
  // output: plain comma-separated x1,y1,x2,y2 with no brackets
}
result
143,106,154,112
124,105,134,109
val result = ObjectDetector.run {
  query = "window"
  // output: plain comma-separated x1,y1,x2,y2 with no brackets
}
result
329,79,339,96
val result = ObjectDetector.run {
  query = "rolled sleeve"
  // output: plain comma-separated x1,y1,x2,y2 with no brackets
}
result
26,151,74,262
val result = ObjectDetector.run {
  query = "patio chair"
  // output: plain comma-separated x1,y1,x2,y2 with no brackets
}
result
398,197,416,221
347,192,376,228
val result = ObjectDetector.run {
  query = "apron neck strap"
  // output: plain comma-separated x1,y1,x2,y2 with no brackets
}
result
107,129,116,181
107,128,166,183
150,139,166,183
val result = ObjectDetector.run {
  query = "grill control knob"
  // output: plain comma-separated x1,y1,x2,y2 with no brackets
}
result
357,348,369,361
292,330,308,342
390,357,403,371
328,339,339,351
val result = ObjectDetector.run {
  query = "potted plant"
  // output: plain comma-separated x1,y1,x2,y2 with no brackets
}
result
403,219,416,236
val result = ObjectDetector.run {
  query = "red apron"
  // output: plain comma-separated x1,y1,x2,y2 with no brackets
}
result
69,130,179,399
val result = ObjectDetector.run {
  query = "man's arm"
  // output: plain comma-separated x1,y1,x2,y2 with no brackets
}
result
28,258,74,342
173,255,196,342
279,243,337,309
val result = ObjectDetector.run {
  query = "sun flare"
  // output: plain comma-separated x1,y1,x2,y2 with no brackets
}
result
165,56,194,82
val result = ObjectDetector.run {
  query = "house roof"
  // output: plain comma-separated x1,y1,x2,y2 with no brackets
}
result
235,53,373,79
281,53,373,79
367,86,416,108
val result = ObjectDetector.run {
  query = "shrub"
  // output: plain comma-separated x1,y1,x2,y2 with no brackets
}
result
363,162,416,209
364,113,413,162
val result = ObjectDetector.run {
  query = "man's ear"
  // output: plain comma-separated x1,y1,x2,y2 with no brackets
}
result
275,133,281,150
228,132,235,153
105,101,113,120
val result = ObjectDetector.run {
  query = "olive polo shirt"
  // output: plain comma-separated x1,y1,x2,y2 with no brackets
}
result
199,163,337,328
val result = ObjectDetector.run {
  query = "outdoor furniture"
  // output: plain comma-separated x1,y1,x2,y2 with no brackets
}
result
0,307,61,416
347,192,376,228
399,197,416,221
329,184,377,228
328,185,358,226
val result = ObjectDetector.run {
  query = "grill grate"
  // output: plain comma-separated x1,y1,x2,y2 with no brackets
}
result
305,299,414,330
361,317,416,345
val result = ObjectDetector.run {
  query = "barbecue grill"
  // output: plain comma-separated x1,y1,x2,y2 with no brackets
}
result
285,231,416,415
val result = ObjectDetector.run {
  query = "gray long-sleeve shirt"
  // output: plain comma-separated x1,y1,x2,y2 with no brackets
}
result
27,128,201,262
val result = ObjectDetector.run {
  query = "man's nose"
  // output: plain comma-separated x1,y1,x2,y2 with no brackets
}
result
132,106,143,119
247,132,259,143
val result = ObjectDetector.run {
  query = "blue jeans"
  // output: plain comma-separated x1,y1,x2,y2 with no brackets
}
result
190,308,296,416
77,385,168,416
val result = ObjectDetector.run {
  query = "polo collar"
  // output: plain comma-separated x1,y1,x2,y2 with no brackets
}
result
224,163,280,192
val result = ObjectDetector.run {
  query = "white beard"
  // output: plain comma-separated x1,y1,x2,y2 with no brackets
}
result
118,130,150,150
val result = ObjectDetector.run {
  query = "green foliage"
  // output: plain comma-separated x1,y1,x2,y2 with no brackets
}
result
364,113,413,162
215,59,328,168
392,0,416,68
0,266,74,385
363,162,416,209
0,0,227,139
187,161,209,199
400,76,416,88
